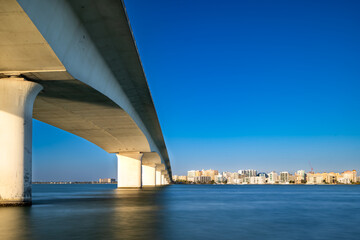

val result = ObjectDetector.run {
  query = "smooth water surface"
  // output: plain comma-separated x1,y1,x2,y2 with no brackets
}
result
0,184,359,240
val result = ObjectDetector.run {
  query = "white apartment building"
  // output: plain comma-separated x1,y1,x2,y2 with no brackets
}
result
187,170,196,182
268,171,278,184
249,176,266,184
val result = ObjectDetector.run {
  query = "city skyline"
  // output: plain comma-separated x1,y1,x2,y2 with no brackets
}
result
33,0,360,181
173,168,358,185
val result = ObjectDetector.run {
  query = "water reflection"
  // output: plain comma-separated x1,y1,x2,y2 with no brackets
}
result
0,185,165,240
0,207,32,240
2,185,360,240
111,189,163,239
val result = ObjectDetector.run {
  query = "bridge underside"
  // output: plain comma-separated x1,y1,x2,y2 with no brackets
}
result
0,0,171,205
31,75,150,153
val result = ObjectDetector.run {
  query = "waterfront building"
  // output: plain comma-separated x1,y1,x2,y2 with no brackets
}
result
99,178,116,183
295,170,306,184
178,176,187,181
324,172,338,184
288,174,296,183
306,173,324,184
194,176,211,184
215,174,226,183
338,177,351,184
233,178,243,184
173,175,187,182
225,172,241,184
248,169,258,177
280,172,289,184
249,176,266,184
342,170,357,183
238,169,257,177
187,170,196,182
231,172,240,179
268,171,278,184
243,177,251,184
222,172,232,178
202,169,219,181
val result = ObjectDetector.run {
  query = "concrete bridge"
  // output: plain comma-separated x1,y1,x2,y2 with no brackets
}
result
0,0,172,206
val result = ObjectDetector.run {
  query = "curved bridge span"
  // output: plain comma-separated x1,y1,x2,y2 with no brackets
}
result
0,0,172,205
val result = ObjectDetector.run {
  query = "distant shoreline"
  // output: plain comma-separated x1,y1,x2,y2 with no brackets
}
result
32,182,360,185
32,182,117,184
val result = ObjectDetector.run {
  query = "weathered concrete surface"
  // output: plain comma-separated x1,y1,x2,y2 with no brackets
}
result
0,78,42,205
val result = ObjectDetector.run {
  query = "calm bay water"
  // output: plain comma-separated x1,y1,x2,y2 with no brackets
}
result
0,184,359,240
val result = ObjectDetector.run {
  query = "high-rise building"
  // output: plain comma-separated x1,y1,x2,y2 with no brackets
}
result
238,169,257,177
280,172,289,183
187,170,196,182
202,169,219,181
268,171,278,184
295,170,306,184
187,170,203,182
248,169,257,177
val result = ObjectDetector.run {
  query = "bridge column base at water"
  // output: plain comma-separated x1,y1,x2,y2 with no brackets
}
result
117,153,143,189
0,78,43,206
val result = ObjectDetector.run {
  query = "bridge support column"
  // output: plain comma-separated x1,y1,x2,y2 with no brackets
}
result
161,175,165,186
142,164,156,187
117,152,143,189
156,169,162,186
0,78,43,206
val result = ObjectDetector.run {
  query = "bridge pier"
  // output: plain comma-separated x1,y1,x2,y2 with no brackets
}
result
117,153,143,189
155,164,165,186
161,174,165,186
142,164,156,187
155,170,162,186
0,78,43,206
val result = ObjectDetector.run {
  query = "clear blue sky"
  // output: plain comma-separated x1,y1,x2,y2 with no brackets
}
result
33,0,360,181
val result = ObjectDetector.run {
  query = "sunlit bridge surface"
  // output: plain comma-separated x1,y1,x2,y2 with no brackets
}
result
1,185,360,240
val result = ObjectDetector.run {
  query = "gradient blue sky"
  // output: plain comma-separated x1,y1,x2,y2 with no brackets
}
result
33,0,360,181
